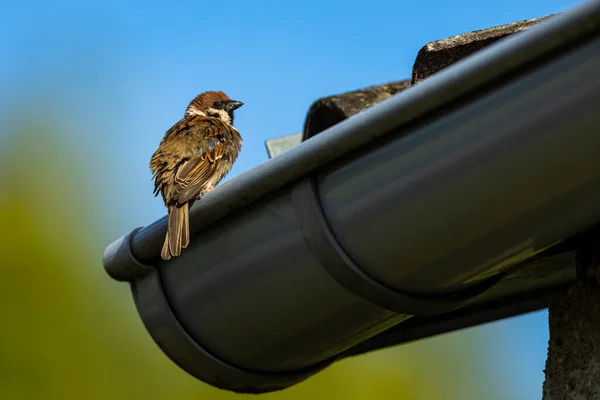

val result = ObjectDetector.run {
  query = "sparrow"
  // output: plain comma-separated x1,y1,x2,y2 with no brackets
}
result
150,91,244,260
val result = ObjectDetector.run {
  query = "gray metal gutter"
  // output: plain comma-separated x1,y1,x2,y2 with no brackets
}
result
103,0,600,393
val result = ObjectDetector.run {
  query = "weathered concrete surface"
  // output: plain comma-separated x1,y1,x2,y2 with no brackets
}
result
543,281,600,400
543,235,600,400
412,15,554,84
303,80,411,139
301,15,557,141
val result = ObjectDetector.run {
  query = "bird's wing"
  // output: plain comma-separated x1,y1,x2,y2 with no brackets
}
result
172,119,227,204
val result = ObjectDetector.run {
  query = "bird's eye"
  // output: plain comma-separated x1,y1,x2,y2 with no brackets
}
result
214,101,222,108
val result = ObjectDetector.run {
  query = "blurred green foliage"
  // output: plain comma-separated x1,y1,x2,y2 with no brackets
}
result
0,126,506,400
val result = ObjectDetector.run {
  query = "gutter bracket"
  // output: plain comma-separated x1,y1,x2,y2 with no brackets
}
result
292,177,506,316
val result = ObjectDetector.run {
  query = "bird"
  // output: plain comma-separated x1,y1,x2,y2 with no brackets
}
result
150,91,244,260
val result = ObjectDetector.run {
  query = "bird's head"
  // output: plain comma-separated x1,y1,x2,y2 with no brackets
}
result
185,91,244,125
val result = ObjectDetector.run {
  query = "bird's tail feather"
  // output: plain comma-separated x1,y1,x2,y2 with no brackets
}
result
161,203,190,260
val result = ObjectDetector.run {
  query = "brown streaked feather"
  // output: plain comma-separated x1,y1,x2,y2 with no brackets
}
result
165,203,189,257
161,235,171,260
151,116,240,206
173,155,221,203
167,205,183,257
182,202,190,249
151,91,243,261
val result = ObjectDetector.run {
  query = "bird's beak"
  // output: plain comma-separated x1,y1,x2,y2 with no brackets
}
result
227,100,244,111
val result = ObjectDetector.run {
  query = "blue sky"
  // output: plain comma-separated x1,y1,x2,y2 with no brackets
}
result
1,0,582,397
